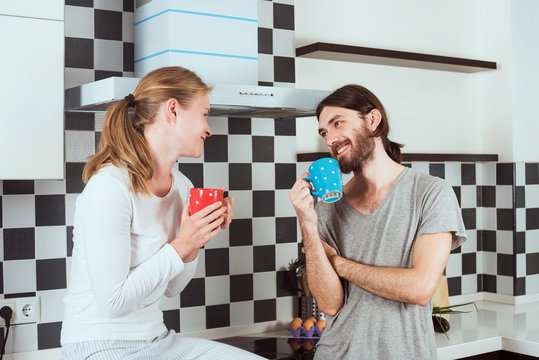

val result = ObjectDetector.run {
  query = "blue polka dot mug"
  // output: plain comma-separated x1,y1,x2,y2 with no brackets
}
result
304,157,343,203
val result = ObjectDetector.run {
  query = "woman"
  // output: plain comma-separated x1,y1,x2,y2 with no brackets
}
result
61,66,263,359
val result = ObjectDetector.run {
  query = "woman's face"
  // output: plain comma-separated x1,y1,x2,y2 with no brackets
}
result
176,92,212,158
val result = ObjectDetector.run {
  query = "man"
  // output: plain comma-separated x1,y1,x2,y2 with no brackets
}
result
289,84,466,359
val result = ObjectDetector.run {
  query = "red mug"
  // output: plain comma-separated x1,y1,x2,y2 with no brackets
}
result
189,188,224,215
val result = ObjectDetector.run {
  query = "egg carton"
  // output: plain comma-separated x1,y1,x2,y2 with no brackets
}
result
287,325,324,337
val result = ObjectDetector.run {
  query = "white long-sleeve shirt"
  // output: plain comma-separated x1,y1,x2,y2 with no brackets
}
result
61,165,197,345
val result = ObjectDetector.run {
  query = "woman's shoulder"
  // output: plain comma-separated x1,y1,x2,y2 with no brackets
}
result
87,164,130,191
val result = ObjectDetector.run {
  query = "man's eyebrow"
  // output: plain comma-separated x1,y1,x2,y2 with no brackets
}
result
318,115,342,134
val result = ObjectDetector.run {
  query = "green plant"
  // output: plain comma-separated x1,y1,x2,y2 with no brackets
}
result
432,302,478,339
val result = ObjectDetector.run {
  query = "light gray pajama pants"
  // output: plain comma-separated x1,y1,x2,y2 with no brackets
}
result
61,330,265,360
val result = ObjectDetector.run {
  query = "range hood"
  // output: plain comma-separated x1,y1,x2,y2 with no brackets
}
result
64,78,330,118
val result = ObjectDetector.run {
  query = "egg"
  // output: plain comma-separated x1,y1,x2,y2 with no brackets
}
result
305,316,317,324
303,319,315,331
316,319,326,331
289,317,303,331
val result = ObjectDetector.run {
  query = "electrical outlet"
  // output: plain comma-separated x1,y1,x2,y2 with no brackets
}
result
0,296,41,325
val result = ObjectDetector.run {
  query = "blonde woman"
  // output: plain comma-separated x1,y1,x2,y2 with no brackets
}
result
61,66,263,360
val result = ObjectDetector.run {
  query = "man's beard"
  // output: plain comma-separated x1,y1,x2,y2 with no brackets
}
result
332,128,375,174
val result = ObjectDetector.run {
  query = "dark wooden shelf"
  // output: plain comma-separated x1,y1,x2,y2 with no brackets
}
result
297,153,499,163
296,42,497,73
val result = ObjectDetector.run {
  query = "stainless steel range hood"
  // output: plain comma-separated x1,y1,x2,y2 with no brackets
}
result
64,77,330,118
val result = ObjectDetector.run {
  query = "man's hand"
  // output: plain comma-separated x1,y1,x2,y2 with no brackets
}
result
289,173,318,229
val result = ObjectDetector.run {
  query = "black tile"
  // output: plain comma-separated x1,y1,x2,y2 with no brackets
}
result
0,196,2,228
36,258,67,291
65,37,94,69
123,42,134,72
254,299,276,323
482,274,497,293
275,164,296,190
403,163,412,168
477,186,496,207
180,278,205,307
66,0,93,6
526,208,539,230
497,208,514,231
206,304,230,329
230,274,253,302
258,81,273,87
163,309,180,332
228,117,251,134
273,3,294,30
3,228,35,260
178,163,203,189
478,230,496,252
515,186,525,208
253,191,275,217
65,112,94,131
461,163,476,185
67,226,74,257
229,164,252,191
230,219,252,246
275,118,296,136
253,245,275,272
477,274,483,292
462,253,476,275
276,217,297,243
94,9,122,41
258,27,273,55
3,180,34,194
461,208,476,230
447,277,461,296
276,270,296,297
525,163,539,185
526,253,539,275
496,163,514,185
514,277,526,296
252,136,274,163
36,195,65,226
452,186,461,207
4,292,36,299
37,322,62,350
0,263,3,294
497,254,514,276
515,232,525,254
205,248,229,276
204,135,228,162
274,56,295,83
95,70,123,81
66,162,86,194
123,0,134,12
429,164,445,179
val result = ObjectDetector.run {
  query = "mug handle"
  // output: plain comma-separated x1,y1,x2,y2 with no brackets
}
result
303,175,321,198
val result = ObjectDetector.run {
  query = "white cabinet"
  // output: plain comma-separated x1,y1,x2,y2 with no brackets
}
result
0,5,64,179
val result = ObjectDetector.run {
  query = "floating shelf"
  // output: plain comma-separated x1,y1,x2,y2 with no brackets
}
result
296,42,497,73
297,153,499,163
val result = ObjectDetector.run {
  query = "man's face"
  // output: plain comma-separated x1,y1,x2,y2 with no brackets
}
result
318,106,375,174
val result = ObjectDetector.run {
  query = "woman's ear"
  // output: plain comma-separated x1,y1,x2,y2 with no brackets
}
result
368,109,383,133
165,98,180,124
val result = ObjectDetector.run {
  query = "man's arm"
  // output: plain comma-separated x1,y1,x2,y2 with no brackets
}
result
323,232,452,306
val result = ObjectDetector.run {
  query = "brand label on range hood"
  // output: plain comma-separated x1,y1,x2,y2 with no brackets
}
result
238,91,274,97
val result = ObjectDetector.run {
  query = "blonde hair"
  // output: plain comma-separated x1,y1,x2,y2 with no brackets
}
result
82,66,210,196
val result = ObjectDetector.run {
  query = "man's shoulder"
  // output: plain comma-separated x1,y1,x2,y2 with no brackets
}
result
403,167,448,191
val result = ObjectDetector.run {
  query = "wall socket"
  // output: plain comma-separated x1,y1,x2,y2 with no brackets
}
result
0,296,41,325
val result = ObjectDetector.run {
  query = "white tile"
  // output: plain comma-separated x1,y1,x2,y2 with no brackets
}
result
122,11,134,42
66,256,72,287
65,67,95,89
272,29,295,57
410,162,429,175
257,54,274,83
496,185,513,209
227,191,252,219
37,288,67,322
205,228,229,249
274,136,296,163
257,0,273,28
275,189,296,217
64,5,94,38
35,180,66,195
526,185,539,208
515,163,525,186
516,254,526,277
94,0,122,11
479,163,496,185
5,323,37,353
296,162,309,178
35,226,67,259
482,252,497,275
273,82,296,88
526,230,539,253
478,208,496,231
342,172,354,185
194,249,205,278
2,195,35,228
180,306,206,332
276,296,295,320
95,112,106,132
461,230,477,253
159,293,181,311
205,275,230,306
252,217,276,246
460,185,477,208
445,253,462,278
180,155,204,164
496,275,513,296
496,231,513,255
275,243,298,271
94,39,124,72
207,116,228,135
516,208,526,232
252,163,275,190
273,0,294,4
203,163,229,190
461,274,477,294
65,194,80,227
253,271,276,300
443,162,462,186
230,301,254,326
476,252,483,276
65,131,95,163
251,117,274,136
3,260,36,294
229,246,253,275
228,135,253,163
526,274,539,294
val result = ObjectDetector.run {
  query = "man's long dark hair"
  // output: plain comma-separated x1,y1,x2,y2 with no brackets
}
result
316,84,403,164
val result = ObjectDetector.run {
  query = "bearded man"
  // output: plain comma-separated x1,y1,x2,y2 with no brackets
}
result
289,85,466,359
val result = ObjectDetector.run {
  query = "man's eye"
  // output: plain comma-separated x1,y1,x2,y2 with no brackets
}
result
335,121,342,127
320,132,327,138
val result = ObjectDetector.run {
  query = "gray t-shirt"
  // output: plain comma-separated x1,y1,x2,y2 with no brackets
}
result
314,167,466,360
